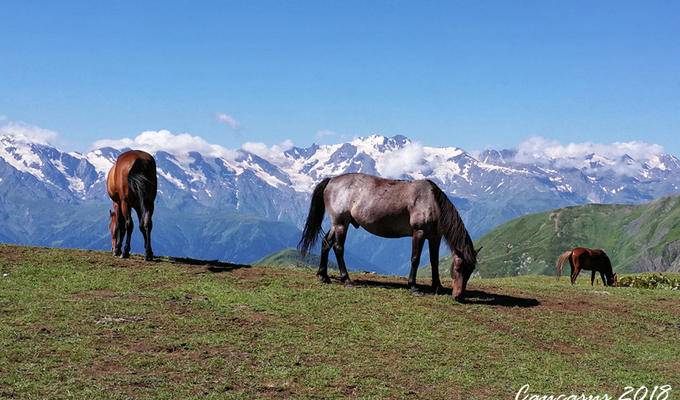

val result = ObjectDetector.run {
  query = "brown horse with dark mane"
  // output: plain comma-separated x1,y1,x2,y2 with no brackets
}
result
107,150,158,260
298,173,478,301
556,247,617,286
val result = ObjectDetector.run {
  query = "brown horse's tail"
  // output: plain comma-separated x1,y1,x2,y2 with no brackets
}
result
555,250,573,279
128,157,157,216
298,178,331,256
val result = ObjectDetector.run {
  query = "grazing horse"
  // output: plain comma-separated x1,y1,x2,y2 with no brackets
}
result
556,247,617,286
298,173,478,301
107,150,158,260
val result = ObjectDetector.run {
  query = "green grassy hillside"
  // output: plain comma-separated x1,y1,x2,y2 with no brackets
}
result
1,244,679,399
426,196,680,279
254,248,337,269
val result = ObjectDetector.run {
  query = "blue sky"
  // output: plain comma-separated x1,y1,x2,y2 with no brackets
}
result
1,1,679,153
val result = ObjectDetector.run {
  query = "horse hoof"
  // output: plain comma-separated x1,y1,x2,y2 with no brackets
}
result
453,295,465,303
120,252,130,259
145,255,153,261
433,285,446,295
410,287,423,296
317,274,331,284
341,279,353,288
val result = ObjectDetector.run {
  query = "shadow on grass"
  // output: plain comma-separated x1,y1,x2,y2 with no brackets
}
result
350,278,540,308
459,289,540,308
166,256,251,273
351,279,448,294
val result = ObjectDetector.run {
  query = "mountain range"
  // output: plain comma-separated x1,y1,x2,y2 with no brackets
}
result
2,129,680,274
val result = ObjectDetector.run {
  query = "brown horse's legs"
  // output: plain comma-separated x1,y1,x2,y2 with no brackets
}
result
408,230,425,291
114,205,125,257
570,267,581,285
332,224,351,284
121,201,133,258
428,237,444,293
137,205,154,261
600,271,608,286
591,270,596,286
114,226,124,257
317,229,334,283
569,254,581,285
142,204,154,261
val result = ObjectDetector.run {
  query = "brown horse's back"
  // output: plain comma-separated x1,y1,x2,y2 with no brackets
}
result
107,150,157,203
571,247,589,260
572,247,608,270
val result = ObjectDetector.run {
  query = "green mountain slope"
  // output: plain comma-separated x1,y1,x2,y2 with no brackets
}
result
254,248,337,269
426,195,680,278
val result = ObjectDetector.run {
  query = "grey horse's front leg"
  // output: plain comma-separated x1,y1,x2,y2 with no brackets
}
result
428,237,445,294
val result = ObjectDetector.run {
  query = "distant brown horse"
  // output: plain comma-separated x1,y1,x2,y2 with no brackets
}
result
107,150,158,260
298,173,478,301
556,247,617,286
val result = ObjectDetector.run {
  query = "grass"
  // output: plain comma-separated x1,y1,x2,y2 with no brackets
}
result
1,244,679,399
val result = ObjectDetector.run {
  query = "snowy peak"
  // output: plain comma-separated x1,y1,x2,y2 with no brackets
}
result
1,131,680,214
0,134,99,195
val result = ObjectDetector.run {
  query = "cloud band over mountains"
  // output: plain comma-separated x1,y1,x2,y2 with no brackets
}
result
0,118,671,178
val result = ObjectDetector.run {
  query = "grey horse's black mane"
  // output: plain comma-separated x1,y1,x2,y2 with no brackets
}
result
427,180,477,267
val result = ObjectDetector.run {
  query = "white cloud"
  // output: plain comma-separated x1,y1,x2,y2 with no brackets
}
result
0,120,58,145
92,130,239,160
315,129,337,139
514,136,666,175
242,139,294,165
379,142,425,178
215,112,239,129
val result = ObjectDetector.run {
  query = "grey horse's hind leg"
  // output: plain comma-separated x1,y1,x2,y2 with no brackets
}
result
408,230,425,292
332,223,352,285
428,237,445,294
317,229,334,283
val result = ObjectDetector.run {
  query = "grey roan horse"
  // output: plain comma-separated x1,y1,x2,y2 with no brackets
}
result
298,173,478,301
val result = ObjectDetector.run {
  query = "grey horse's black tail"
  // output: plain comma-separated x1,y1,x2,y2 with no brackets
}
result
298,178,331,256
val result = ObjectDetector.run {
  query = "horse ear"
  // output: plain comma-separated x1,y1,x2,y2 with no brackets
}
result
109,209,114,217
475,246,483,255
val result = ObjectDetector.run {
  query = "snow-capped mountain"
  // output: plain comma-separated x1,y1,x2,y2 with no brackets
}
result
2,131,680,273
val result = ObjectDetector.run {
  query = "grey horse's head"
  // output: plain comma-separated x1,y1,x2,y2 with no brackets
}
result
450,246,481,301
